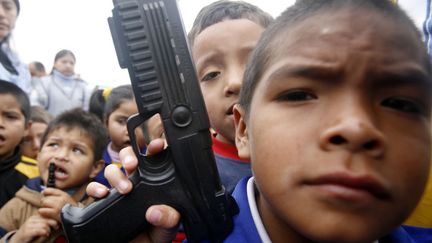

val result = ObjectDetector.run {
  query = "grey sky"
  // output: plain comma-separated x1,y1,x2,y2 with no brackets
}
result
13,0,426,89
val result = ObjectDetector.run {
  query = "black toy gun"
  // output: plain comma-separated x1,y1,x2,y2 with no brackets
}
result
47,162,55,188
60,0,238,242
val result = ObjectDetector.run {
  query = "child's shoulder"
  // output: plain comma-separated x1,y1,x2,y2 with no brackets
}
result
15,155,39,179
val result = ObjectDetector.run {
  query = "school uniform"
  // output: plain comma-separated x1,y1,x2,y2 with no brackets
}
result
0,147,39,208
212,136,251,194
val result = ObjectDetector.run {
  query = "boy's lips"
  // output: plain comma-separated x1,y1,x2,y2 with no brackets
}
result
305,172,391,201
53,164,69,180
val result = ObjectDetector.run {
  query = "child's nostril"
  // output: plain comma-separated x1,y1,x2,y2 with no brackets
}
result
330,135,347,145
363,140,378,150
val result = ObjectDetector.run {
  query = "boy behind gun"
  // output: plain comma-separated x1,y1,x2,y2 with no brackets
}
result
89,0,432,242
0,108,107,242
142,0,273,194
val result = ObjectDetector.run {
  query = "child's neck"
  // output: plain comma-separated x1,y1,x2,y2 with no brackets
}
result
214,133,235,145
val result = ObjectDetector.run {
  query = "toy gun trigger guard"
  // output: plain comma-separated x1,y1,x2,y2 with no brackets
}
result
127,112,154,159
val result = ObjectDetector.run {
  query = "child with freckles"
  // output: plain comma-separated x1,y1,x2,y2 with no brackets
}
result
0,108,108,243
90,0,432,242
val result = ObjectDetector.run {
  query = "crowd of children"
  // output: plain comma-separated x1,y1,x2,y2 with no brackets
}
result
0,0,432,242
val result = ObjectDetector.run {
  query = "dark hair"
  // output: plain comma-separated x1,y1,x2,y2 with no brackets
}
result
51,49,76,74
30,106,53,124
30,61,46,73
239,0,430,118
13,0,19,14
187,0,273,48
104,85,134,122
40,108,108,161
0,80,30,123
89,89,106,122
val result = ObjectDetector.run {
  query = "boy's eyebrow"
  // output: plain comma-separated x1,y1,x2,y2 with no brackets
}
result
371,67,431,90
264,61,344,83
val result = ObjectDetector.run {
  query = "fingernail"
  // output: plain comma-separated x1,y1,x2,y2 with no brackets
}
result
95,187,107,197
118,181,129,193
123,155,134,167
148,208,162,222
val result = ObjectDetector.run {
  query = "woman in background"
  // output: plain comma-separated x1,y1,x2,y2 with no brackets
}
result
31,49,91,116
0,0,31,93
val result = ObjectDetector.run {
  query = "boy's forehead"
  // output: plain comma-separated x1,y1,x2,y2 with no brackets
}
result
0,93,23,111
269,9,427,73
48,126,95,147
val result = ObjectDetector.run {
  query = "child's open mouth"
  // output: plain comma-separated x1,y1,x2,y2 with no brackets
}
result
54,166,68,180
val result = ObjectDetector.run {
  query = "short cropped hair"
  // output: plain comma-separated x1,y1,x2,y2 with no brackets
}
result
40,108,108,161
104,85,134,122
187,0,273,48
239,0,430,117
30,106,53,124
30,61,46,73
0,80,30,123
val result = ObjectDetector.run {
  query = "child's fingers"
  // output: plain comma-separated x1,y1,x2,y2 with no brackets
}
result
119,146,138,175
146,205,180,228
105,164,132,194
38,207,58,221
86,181,110,198
146,138,165,156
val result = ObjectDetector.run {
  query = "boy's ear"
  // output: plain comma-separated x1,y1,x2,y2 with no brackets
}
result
23,120,32,137
233,104,250,160
89,159,105,179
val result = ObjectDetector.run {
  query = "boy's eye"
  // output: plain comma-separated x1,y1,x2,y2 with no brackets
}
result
277,90,317,102
47,143,59,148
22,136,31,144
116,117,127,126
201,71,220,82
4,112,20,120
381,97,424,114
72,147,84,155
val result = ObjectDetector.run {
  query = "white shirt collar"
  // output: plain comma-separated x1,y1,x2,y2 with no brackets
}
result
247,177,272,243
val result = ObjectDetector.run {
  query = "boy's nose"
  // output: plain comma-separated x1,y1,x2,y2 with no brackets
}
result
319,112,386,158
54,148,70,161
224,70,242,96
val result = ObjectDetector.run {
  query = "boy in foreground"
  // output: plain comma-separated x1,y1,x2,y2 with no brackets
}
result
0,108,107,242
90,0,432,242
0,81,39,209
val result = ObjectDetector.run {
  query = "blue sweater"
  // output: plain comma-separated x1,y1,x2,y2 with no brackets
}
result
200,177,432,243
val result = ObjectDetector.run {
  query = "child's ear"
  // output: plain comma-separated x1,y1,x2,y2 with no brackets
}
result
23,120,32,137
233,104,250,160
89,160,105,179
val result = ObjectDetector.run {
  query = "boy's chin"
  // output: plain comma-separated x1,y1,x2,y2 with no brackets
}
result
300,216,401,243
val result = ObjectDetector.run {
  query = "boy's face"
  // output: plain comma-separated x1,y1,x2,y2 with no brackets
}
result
20,121,47,159
37,127,103,189
193,19,264,144
106,99,145,153
0,93,28,160
235,9,431,242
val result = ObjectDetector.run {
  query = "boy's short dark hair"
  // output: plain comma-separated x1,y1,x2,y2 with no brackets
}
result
30,61,46,73
239,0,431,117
0,80,30,123
104,85,134,122
30,105,53,124
187,0,273,47
40,108,108,161
89,88,106,122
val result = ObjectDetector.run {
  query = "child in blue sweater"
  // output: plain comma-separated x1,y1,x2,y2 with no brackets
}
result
90,0,432,242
